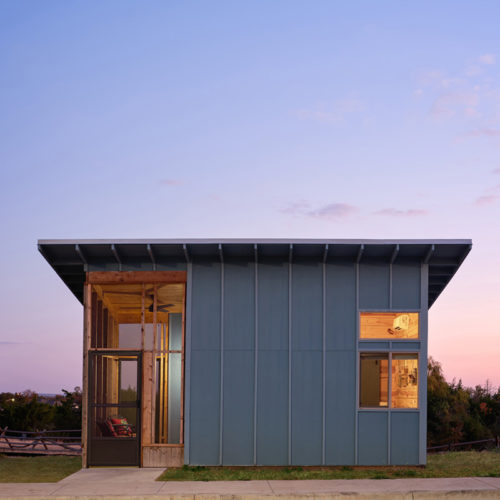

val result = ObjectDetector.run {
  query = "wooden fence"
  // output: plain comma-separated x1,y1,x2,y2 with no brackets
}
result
0,427,81,456
1,426,498,458
428,436,500,452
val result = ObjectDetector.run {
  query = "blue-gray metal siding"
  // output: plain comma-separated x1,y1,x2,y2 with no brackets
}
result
186,258,426,466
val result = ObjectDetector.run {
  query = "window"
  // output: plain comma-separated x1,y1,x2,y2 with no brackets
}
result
360,353,388,407
391,354,418,408
359,353,418,409
360,312,419,339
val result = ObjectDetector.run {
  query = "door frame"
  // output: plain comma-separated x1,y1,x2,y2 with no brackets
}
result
87,350,142,466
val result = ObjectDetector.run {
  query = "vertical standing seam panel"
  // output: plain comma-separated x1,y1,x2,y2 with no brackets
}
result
253,257,258,465
255,261,289,465
388,352,392,464
291,262,323,465
354,262,359,465
389,262,393,308
419,263,428,464
189,262,221,465
324,262,356,465
222,262,256,464
219,261,224,465
288,259,292,465
321,259,326,465
388,262,393,464
184,262,192,464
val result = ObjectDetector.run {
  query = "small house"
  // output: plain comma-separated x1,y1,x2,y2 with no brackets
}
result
38,238,471,467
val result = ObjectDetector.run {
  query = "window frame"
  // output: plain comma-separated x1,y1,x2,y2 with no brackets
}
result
358,351,419,410
359,310,420,341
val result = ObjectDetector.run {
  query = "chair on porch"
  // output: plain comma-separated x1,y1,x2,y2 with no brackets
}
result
99,416,135,437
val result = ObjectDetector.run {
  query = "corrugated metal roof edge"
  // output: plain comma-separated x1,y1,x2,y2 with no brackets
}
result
38,238,472,245
38,238,472,309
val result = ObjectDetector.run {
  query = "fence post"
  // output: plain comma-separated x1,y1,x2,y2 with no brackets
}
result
41,430,48,451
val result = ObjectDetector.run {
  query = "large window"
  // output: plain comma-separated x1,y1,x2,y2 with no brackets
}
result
360,312,419,339
359,353,418,409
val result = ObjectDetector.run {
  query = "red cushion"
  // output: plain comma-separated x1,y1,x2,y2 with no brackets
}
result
105,418,118,437
110,417,132,436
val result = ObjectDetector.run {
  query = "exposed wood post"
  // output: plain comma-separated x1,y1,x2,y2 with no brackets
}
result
142,352,153,449
151,285,158,444
82,281,92,468
165,318,169,443
141,284,145,351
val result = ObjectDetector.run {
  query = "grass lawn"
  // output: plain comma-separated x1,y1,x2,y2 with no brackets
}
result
158,450,500,481
0,455,81,483
0,450,498,482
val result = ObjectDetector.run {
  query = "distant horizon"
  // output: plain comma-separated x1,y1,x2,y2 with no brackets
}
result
4,355,497,396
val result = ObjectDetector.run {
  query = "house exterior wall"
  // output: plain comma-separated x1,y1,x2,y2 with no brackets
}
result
185,256,427,466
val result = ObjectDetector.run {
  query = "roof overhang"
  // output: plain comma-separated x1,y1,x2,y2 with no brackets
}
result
38,238,472,308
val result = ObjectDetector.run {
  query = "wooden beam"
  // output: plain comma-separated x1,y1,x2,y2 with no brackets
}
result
141,284,145,351
82,282,92,468
151,285,157,444
92,284,119,319
87,271,187,284
142,352,153,448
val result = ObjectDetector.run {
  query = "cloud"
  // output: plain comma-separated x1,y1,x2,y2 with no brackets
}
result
280,201,357,219
474,184,500,205
159,179,183,186
418,69,446,87
419,56,500,129
465,55,496,76
279,200,311,216
308,203,358,219
479,54,496,65
475,194,500,206
0,341,23,345
431,91,480,118
296,98,364,123
493,168,500,174
463,128,500,138
465,65,482,77
373,208,428,217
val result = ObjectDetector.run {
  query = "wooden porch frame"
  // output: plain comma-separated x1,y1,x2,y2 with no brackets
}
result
82,270,187,467
87,271,187,285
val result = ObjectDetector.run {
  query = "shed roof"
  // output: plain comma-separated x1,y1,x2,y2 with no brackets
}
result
38,238,471,308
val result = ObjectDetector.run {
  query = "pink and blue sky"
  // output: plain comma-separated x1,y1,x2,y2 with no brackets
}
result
0,1,499,393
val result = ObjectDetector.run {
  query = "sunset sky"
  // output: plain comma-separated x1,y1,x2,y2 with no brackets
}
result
1,1,499,393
